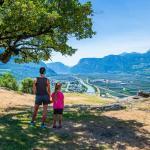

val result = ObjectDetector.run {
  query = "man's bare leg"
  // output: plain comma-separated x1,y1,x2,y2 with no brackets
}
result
41,104,48,125
32,104,39,122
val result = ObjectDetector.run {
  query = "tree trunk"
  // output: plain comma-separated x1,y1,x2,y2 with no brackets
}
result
0,0,4,6
0,48,12,63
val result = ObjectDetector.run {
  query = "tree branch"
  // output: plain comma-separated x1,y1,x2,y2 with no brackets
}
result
0,26,53,41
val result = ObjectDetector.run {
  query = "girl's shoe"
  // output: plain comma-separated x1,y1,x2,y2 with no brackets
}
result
40,123,47,129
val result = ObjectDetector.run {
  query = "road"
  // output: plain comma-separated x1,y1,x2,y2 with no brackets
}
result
65,81,70,92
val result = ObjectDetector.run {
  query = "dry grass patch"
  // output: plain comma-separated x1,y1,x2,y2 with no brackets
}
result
64,93,115,105
0,88,115,110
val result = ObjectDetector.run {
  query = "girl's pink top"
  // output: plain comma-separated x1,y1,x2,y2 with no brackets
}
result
51,91,64,109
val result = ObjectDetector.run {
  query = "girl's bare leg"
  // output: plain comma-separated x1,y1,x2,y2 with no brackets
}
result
53,114,57,127
58,114,62,127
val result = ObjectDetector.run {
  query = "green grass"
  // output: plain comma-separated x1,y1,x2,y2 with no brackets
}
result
0,107,109,150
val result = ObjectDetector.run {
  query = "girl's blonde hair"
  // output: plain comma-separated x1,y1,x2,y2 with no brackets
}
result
54,82,62,93
53,82,62,101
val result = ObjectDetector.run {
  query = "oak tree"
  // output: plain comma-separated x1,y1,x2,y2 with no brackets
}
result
0,0,95,63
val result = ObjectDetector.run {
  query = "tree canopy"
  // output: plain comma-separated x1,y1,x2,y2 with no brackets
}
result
0,0,95,63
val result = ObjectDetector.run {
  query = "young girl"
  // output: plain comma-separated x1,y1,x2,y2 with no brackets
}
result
51,82,64,128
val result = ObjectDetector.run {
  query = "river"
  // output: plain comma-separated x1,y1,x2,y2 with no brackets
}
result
76,77,95,94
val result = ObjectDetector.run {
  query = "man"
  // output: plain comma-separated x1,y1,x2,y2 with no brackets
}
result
30,67,51,128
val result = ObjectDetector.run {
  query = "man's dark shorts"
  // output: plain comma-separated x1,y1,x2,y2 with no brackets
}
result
35,95,50,105
53,109,63,115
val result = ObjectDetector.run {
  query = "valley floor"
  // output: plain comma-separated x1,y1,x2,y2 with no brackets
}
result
0,88,150,150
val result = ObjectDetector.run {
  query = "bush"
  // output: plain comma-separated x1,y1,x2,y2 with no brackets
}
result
0,73,18,91
21,78,34,94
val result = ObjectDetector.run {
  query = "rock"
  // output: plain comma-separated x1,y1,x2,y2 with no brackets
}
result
138,91,150,98
90,103,126,111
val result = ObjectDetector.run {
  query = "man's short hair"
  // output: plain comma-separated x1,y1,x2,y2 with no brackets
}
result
40,67,46,74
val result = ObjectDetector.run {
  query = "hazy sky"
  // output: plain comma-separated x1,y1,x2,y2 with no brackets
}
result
48,0,150,66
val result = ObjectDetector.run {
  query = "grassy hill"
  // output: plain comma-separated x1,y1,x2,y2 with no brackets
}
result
0,88,149,150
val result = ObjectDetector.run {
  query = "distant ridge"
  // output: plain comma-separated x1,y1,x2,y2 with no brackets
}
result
47,51,150,74
46,62,70,74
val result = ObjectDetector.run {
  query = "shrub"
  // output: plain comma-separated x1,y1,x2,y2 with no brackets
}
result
0,73,18,91
21,78,34,94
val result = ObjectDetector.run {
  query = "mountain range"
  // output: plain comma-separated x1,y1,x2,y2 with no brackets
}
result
46,51,150,74
0,51,149,79
0,58,56,80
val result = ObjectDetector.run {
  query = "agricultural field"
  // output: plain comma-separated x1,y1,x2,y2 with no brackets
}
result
77,73,150,98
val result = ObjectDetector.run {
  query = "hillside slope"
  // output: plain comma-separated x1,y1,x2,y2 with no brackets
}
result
0,88,114,109
0,89,149,149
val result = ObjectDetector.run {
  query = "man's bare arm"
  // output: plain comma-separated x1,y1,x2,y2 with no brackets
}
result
47,79,51,97
33,79,37,94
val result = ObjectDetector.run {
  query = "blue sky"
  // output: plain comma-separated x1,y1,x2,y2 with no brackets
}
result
48,0,150,66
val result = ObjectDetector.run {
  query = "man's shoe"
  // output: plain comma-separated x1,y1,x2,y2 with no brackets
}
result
29,121,35,127
58,125,62,129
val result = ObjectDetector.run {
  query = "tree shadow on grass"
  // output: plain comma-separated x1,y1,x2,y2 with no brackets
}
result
63,111,150,149
0,106,150,150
